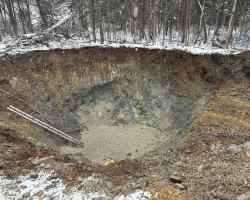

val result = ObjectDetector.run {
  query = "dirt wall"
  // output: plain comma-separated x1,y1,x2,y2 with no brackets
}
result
0,47,249,147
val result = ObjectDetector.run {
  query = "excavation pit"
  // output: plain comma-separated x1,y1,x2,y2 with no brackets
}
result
0,47,248,164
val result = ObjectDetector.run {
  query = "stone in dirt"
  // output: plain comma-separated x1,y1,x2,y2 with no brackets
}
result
20,184,27,189
246,150,250,158
230,92,238,96
30,173,39,179
22,191,30,198
175,183,187,190
131,182,142,189
16,179,22,184
6,190,16,196
169,175,183,183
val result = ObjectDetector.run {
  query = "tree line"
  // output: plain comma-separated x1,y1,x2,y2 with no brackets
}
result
0,0,249,49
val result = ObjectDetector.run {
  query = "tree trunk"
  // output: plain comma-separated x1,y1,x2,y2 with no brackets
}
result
90,0,96,42
5,0,18,37
98,1,104,44
139,0,146,41
0,5,8,34
195,0,207,44
36,0,50,29
78,1,88,38
182,0,190,45
212,1,225,42
226,0,239,49
106,0,111,42
16,0,26,34
152,0,158,43
25,0,33,32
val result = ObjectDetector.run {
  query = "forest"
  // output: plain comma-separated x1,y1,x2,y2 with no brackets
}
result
0,0,249,49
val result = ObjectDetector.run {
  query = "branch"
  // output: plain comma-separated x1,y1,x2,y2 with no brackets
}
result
44,14,72,33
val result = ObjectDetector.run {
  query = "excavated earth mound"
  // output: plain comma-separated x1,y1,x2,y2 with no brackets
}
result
0,47,249,199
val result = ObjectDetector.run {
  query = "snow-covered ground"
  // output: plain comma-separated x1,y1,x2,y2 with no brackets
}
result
0,36,244,57
0,170,151,200
0,7,248,57
0,0,249,56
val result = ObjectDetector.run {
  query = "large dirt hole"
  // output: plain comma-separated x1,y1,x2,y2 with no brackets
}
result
0,47,247,164
59,75,202,163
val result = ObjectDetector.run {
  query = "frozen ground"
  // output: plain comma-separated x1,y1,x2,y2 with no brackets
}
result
0,170,151,200
0,35,245,56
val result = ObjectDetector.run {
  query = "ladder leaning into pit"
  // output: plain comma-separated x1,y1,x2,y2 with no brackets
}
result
7,105,80,145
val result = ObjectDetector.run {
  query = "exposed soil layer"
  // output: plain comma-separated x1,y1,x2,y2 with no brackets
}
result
0,47,249,199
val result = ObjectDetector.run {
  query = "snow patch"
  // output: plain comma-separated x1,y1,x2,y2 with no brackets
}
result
115,191,151,200
228,142,250,153
0,170,151,200
0,38,243,57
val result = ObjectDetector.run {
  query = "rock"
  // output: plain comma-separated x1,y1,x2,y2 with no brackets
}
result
77,183,84,191
175,183,187,190
30,173,39,179
6,190,16,196
170,175,183,184
131,179,150,190
16,179,22,184
77,177,85,183
144,179,150,188
230,92,238,96
131,182,142,189
50,174,58,179
198,165,203,172
22,192,30,198
63,154,78,163
20,184,27,189
40,163,46,167
0,78,9,85
246,150,250,158
185,149,192,154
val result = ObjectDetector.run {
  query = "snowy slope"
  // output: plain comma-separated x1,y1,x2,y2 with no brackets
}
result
0,37,243,57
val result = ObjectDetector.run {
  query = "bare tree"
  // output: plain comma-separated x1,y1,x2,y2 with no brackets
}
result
0,0,249,49
98,0,104,44
212,0,226,43
194,0,207,44
16,0,27,34
0,2,8,35
90,0,96,42
5,0,18,37
182,0,191,45
226,0,239,49
36,0,53,29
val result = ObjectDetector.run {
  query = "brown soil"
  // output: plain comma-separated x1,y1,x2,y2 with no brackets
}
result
0,47,249,199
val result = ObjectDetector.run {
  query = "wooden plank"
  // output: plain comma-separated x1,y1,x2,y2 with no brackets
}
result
7,105,80,145
0,88,55,127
